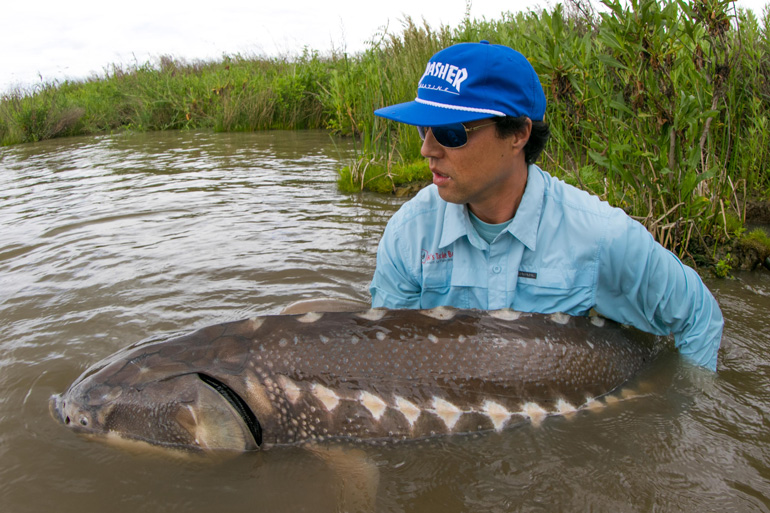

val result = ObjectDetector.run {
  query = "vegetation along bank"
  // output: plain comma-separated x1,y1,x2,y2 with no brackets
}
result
1,0,769,273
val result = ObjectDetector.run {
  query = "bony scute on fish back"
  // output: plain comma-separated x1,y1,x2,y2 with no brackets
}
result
50,308,661,452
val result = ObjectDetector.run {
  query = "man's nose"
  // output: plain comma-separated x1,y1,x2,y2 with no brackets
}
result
420,128,444,159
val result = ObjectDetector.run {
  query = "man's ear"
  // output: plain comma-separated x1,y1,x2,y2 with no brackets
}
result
511,117,532,151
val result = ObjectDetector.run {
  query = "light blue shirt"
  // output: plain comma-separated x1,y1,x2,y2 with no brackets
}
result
370,165,723,370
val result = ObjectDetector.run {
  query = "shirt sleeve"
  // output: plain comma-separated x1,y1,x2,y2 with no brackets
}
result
370,218,422,309
595,213,723,371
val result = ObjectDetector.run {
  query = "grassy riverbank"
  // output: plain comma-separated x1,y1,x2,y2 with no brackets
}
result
1,0,769,268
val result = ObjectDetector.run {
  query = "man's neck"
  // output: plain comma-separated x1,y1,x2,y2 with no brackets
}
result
468,165,529,224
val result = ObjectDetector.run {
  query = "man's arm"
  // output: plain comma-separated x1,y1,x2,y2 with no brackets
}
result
370,221,422,309
595,215,723,371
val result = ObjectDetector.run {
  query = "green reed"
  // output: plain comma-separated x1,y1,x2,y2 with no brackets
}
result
335,0,770,259
526,0,770,257
1,1,768,259
0,50,332,144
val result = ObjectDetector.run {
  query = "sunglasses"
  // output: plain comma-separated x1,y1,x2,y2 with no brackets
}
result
417,121,497,148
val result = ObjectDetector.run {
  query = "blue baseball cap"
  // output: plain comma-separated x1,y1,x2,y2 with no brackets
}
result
374,41,546,125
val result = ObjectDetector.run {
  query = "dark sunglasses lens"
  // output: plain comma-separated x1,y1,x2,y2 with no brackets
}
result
418,124,467,148
434,125,467,147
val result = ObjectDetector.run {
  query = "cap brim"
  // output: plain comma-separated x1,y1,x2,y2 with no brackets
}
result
374,100,498,126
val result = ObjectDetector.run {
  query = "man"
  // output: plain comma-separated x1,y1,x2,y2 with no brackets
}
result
370,41,723,371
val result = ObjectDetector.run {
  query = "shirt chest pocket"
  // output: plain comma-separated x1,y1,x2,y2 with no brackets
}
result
421,261,453,290
420,260,476,308
514,267,594,313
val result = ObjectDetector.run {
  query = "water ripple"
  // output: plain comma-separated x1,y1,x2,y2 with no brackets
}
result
2,131,767,513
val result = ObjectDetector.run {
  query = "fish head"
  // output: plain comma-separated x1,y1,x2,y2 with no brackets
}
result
50,332,265,452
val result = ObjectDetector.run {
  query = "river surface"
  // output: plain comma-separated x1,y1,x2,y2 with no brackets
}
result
1,130,768,513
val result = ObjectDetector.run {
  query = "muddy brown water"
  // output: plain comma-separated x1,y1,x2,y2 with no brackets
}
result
1,131,768,512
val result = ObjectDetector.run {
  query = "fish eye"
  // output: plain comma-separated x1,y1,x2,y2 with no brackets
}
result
79,417,89,427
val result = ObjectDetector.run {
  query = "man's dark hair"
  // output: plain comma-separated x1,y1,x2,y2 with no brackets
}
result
494,116,550,165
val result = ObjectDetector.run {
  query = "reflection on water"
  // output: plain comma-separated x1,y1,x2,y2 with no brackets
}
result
1,130,769,512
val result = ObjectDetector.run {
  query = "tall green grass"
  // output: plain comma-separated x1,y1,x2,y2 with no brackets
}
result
0,49,332,143
336,0,770,259
1,1,768,259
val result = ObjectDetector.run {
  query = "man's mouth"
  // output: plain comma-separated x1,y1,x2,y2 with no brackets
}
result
432,169,451,185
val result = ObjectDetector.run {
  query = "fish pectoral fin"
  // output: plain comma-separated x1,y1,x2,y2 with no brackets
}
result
174,374,260,451
280,297,370,315
305,444,380,513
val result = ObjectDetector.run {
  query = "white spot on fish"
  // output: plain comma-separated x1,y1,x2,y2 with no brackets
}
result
376,331,387,341
427,334,440,344
586,340,595,349
247,317,265,331
584,397,605,411
421,306,456,320
297,312,323,323
431,397,462,430
521,402,548,426
489,309,522,321
555,399,577,414
457,335,467,343
621,388,638,399
319,335,329,344
276,375,301,404
549,312,570,325
482,400,511,432
359,391,387,420
350,336,359,345
356,309,387,321
395,396,421,426
312,384,340,412
590,316,606,327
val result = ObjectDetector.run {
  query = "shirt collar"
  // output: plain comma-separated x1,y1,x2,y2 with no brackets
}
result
438,164,544,251
506,164,543,251
440,202,486,249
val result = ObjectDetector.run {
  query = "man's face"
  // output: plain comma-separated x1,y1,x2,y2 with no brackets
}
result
420,119,529,222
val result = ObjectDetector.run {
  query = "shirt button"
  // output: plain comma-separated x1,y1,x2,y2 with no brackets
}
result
493,265,502,274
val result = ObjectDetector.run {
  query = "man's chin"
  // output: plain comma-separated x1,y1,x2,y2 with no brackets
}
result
434,186,465,206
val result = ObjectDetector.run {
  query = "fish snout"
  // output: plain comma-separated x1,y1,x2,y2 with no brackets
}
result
49,394,65,424
49,393,94,430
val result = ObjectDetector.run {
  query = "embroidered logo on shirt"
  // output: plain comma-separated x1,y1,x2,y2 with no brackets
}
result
422,249,454,265
518,271,537,279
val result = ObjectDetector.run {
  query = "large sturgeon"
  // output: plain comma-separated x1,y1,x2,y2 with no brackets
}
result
50,307,659,451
